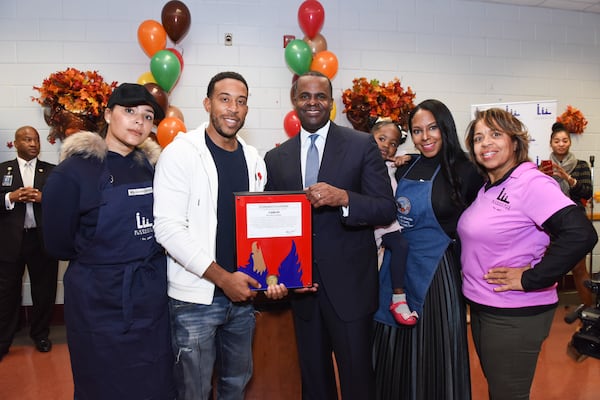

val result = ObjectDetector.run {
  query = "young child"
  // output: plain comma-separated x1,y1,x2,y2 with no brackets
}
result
371,119,418,325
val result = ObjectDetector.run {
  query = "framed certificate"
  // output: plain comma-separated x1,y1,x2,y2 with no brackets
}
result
234,191,312,289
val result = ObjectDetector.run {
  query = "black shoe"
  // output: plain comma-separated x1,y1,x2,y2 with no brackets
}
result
34,338,52,353
0,347,8,361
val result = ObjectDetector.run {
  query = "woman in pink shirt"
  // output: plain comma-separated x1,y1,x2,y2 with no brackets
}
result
458,108,597,400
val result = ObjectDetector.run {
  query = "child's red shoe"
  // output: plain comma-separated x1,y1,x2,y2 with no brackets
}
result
389,301,418,326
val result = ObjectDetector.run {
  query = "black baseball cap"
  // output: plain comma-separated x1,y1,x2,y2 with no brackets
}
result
107,83,165,120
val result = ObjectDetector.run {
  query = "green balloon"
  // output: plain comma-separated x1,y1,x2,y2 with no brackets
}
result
284,39,312,75
150,49,181,92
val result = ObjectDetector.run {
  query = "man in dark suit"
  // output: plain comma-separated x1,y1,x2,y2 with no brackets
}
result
0,126,58,360
264,72,396,399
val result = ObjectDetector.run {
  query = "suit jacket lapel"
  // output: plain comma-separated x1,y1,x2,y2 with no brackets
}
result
287,135,303,189
32,160,46,189
319,124,346,184
8,159,24,188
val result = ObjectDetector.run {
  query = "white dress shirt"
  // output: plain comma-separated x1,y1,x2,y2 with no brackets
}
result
300,121,329,189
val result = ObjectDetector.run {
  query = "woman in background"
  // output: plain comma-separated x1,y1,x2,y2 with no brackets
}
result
459,108,597,400
540,121,594,306
373,99,482,400
42,83,175,399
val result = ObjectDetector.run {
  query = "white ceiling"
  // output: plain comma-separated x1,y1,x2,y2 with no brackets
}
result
470,0,600,14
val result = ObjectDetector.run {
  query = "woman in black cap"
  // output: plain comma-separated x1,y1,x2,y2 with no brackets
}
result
42,83,175,399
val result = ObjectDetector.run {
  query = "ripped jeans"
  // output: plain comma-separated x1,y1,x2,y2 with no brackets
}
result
169,296,255,400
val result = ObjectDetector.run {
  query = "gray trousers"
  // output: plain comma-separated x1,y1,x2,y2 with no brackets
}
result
470,307,555,400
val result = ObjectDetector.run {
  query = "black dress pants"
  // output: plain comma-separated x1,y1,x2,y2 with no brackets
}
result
0,229,58,352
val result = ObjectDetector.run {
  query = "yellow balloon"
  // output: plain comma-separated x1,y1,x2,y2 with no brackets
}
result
137,71,156,85
330,101,337,121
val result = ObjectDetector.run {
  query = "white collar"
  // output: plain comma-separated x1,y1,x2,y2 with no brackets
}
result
17,156,37,168
300,121,330,144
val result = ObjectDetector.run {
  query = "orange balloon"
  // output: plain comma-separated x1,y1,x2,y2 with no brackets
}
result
165,105,184,122
137,20,167,58
310,50,338,80
304,33,327,55
157,117,186,148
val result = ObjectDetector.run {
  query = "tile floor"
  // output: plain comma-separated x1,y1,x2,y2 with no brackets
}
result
1,299,599,399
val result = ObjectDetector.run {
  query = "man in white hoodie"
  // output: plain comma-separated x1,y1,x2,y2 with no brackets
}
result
153,71,286,400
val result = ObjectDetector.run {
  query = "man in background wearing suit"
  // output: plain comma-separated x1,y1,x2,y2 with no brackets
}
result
264,72,396,400
0,126,57,360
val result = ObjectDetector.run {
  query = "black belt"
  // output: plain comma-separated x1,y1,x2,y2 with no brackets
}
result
23,227,37,232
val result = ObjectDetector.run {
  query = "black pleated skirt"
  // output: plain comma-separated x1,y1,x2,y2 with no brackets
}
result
373,246,471,400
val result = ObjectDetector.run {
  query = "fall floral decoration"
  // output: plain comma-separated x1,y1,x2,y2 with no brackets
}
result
556,105,588,135
32,68,117,143
341,77,416,133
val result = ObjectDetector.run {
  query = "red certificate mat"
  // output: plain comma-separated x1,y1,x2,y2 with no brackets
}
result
235,191,312,290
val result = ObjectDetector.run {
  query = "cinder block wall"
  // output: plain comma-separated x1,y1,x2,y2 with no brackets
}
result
1,0,598,303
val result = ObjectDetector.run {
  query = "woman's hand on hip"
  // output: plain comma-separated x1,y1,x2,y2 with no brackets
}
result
484,265,531,292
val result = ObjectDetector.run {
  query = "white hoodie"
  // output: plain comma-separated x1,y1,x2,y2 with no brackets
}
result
153,122,267,304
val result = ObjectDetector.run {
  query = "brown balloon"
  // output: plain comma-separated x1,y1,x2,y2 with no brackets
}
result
161,1,191,44
143,83,169,123
165,105,184,122
304,33,327,55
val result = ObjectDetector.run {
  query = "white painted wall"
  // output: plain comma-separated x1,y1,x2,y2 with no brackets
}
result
2,0,599,303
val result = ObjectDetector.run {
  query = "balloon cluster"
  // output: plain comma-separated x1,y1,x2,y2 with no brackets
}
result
136,0,190,147
283,0,337,137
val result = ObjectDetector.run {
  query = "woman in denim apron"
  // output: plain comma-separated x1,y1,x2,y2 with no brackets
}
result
373,100,483,400
42,84,175,399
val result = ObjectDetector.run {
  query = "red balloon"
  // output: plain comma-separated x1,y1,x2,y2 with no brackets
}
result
157,117,186,148
298,0,325,39
143,83,169,123
167,47,184,72
161,1,191,44
310,50,338,79
284,110,301,137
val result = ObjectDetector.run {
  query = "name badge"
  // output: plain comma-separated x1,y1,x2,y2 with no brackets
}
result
2,175,13,186
128,187,153,196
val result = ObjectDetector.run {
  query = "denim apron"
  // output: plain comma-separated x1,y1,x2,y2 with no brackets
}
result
64,163,174,400
375,159,451,326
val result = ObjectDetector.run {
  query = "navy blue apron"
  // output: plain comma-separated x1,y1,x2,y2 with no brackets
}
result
64,163,174,400
375,159,451,326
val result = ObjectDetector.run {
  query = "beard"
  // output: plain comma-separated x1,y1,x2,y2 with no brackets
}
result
210,112,245,139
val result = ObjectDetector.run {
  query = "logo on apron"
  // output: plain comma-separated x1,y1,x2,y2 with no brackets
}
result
134,211,154,238
397,196,414,229
397,196,411,214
